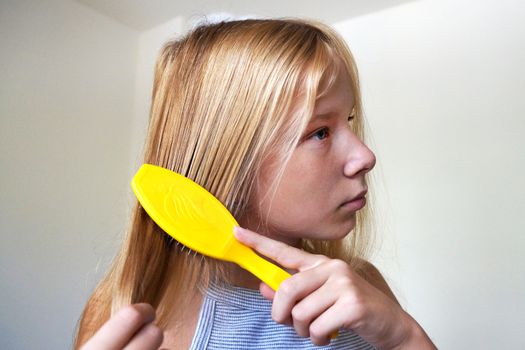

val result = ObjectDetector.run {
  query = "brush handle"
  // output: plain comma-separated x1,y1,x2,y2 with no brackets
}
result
225,235,289,291
237,248,291,291
229,239,340,339
238,247,339,339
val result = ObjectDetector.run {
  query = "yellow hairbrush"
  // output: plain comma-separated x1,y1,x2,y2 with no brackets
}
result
130,163,291,291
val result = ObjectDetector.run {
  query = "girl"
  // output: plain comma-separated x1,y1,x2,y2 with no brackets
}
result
75,18,437,349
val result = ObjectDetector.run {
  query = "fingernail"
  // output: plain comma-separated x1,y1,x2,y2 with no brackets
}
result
234,226,250,240
233,226,242,237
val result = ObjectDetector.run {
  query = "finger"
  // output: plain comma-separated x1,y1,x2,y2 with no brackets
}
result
82,303,156,350
309,301,351,346
123,323,163,350
259,282,275,301
233,226,325,271
290,283,338,338
272,265,332,327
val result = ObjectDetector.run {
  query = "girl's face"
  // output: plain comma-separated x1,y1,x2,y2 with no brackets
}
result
245,60,376,246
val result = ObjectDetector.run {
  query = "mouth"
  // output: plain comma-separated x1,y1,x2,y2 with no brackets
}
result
340,189,368,211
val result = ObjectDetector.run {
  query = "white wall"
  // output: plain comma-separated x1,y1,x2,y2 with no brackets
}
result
334,0,525,348
0,0,138,348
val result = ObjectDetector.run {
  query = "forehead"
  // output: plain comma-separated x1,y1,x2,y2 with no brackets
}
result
312,68,354,118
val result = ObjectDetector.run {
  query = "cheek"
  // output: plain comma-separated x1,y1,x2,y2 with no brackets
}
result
253,150,351,238
262,172,329,234
264,192,355,241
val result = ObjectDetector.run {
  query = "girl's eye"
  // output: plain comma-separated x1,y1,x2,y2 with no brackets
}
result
310,127,329,141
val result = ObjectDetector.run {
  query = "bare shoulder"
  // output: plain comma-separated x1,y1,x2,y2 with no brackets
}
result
354,258,401,306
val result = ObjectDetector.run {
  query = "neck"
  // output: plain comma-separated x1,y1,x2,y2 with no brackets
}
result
229,214,300,290
228,264,263,290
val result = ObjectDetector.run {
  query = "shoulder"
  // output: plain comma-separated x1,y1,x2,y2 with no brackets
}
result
354,258,401,306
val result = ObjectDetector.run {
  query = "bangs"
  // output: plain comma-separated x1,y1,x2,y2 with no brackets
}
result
295,40,357,127
315,44,341,101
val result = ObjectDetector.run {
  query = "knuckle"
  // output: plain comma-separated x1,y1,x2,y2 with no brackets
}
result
278,279,298,297
271,310,286,324
309,324,320,338
274,252,286,265
340,291,361,307
291,305,309,323
328,258,350,273
145,324,163,341
314,254,330,264
309,324,326,344
119,305,144,326
274,247,292,265
340,294,367,319
333,275,354,290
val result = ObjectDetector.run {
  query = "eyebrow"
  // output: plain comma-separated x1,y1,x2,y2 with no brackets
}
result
311,113,335,121
310,108,353,122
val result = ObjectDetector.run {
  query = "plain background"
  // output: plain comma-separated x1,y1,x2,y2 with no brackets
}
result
1,0,524,349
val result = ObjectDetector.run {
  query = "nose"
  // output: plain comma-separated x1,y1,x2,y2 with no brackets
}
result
342,136,376,178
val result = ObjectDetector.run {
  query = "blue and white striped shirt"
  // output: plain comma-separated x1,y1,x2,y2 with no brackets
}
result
189,284,376,349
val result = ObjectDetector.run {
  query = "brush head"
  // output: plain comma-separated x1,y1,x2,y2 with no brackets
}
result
131,164,241,261
131,165,334,336
131,163,291,292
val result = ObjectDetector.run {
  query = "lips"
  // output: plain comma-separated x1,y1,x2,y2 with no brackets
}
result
341,189,367,211
342,188,368,205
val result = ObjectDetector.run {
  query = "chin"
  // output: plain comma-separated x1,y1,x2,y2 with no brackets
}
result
332,228,353,240
305,224,355,241
330,219,357,240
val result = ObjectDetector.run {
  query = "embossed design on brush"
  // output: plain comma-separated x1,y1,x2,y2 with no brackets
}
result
162,185,226,253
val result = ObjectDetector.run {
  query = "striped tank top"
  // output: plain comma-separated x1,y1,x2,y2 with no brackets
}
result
189,284,376,349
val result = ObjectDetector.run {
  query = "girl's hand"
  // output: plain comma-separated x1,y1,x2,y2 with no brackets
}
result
234,226,436,349
80,303,163,350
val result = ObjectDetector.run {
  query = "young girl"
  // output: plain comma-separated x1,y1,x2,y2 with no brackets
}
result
75,18,437,349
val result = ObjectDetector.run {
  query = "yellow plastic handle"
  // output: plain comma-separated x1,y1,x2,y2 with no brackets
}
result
225,235,290,291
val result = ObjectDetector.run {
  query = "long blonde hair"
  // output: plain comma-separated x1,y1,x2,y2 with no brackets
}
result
74,18,375,348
